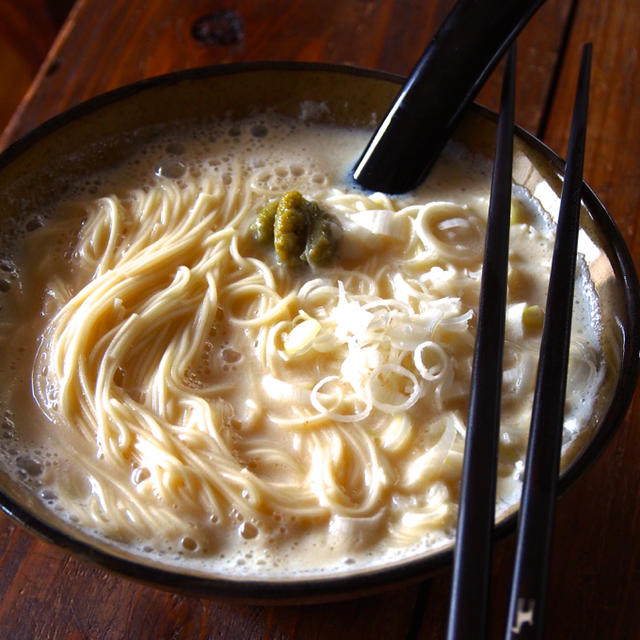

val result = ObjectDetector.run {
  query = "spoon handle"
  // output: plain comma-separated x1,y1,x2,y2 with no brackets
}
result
352,0,547,194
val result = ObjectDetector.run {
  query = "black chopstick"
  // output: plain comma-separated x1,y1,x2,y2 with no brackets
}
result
446,44,517,640
504,42,592,640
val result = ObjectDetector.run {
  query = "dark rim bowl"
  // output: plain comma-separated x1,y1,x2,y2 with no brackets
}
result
0,62,638,604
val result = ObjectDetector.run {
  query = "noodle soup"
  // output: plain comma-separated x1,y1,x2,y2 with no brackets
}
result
0,113,606,576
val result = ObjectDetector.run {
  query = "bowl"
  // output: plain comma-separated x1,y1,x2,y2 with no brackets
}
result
0,62,637,603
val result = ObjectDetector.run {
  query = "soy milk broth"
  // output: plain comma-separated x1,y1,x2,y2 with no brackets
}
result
0,113,605,576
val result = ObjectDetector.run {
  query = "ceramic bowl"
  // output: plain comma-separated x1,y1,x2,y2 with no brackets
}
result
0,63,637,603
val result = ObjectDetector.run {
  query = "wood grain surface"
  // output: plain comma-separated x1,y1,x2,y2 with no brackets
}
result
0,0,67,131
0,1,639,638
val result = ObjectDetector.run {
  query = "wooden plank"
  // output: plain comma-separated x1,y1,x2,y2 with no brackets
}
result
475,0,574,134
2,0,450,148
0,532,423,639
0,0,63,131
2,0,573,147
545,0,640,241
533,2,640,638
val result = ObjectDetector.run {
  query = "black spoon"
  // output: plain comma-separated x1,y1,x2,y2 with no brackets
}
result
352,0,547,194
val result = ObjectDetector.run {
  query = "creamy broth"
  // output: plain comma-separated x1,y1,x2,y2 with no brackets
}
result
0,114,605,576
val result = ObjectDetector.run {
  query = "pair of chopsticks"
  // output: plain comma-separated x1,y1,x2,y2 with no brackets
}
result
446,42,592,640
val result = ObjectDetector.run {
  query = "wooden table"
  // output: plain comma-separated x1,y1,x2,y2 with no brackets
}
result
1,1,639,638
